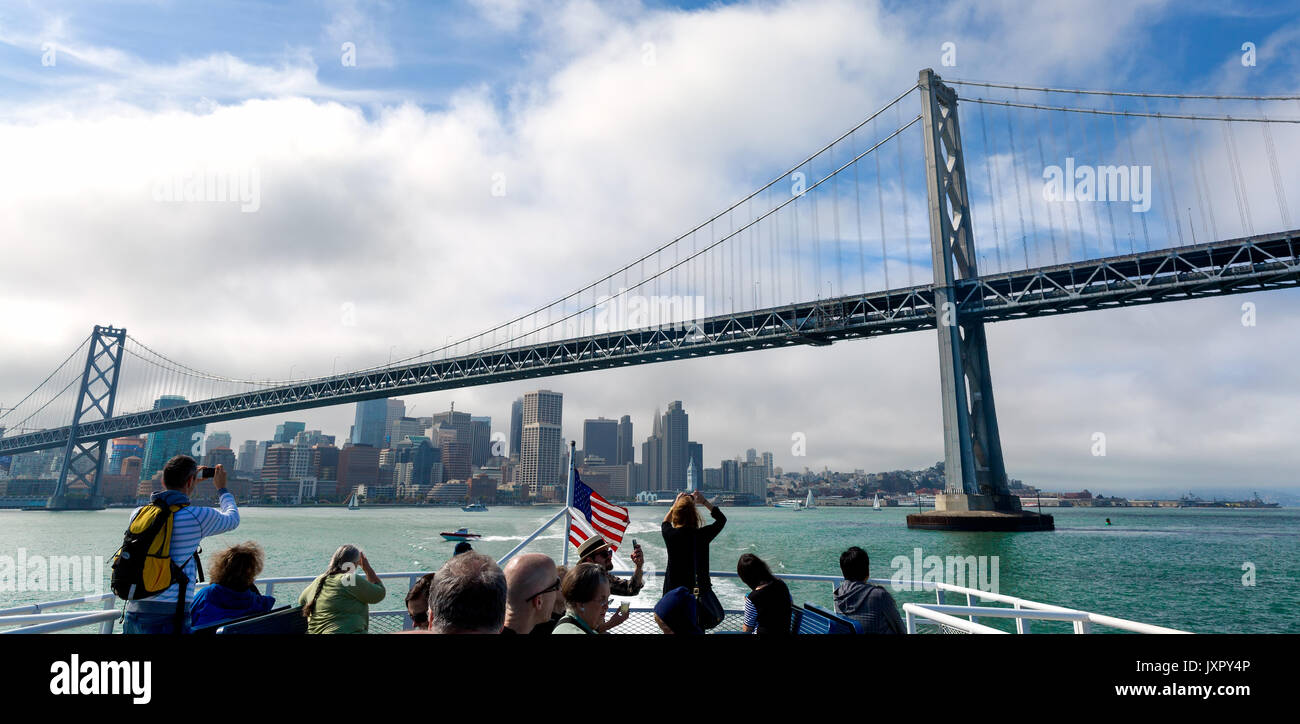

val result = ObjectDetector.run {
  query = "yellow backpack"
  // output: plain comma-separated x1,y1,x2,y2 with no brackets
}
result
110,500,202,602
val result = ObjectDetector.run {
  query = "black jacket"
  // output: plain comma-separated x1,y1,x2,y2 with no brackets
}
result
661,506,726,593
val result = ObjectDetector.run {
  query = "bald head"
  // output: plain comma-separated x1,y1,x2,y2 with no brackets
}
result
502,553,558,633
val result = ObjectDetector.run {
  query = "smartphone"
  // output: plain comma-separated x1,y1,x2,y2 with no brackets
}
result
632,539,639,550
198,466,215,479
618,602,630,615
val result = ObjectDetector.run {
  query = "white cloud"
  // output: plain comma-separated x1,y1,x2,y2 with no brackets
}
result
2,0,1297,494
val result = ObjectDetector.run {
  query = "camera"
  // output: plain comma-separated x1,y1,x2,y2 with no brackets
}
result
198,466,215,479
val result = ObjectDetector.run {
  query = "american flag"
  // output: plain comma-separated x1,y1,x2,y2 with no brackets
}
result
568,471,630,552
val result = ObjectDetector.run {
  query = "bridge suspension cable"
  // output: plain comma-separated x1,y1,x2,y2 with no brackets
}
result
947,78,1300,102
961,97,1300,124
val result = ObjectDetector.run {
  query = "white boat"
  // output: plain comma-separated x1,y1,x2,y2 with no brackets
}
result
873,493,882,511
346,493,360,510
773,499,802,509
804,490,816,510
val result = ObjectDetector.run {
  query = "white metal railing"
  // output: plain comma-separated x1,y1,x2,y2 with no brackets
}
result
0,568,1189,634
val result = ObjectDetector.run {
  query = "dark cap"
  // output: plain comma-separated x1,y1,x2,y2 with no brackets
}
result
654,586,703,634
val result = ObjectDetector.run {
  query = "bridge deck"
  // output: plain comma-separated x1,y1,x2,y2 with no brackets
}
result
2,229,1296,457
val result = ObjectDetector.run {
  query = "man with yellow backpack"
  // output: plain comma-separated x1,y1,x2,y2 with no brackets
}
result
112,455,241,634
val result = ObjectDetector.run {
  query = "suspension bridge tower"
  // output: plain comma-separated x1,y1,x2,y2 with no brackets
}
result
46,325,126,511
907,70,1052,531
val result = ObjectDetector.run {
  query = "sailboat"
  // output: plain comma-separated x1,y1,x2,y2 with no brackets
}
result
804,489,816,510
347,492,360,510
873,493,881,511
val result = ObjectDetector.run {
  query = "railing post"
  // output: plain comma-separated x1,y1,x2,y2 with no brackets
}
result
1008,600,1029,629
906,609,917,634
263,581,275,600
99,595,118,634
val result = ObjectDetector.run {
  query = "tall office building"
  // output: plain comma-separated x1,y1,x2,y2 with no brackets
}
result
721,459,740,492
260,443,294,482
383,399,406,448
761,451,774,479
237,440,259,474
338,443,380,493
583,418,618,466
202,447,237,471
687,441,703,490
519,390,563,497
470,416,492,467
641,422,662,493
205,432,232,454
352,399,391,449
140,396,206,483
389,417,426,446
660,401,689,491
274,422,305,444
432,406,473,455
254,441,270,474
509,398,523,458
108,437,145,476
746,448,757,464
616,415,634,465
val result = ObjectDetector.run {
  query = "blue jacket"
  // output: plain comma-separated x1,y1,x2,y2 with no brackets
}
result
190,583,276,629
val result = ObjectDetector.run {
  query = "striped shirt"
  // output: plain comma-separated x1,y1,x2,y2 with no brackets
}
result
743,583,793,633
125,489,240,608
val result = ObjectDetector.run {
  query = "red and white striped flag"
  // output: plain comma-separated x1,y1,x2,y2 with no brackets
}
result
568,471,629,552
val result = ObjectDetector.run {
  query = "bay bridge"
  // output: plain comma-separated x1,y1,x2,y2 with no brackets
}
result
2,70,1297,527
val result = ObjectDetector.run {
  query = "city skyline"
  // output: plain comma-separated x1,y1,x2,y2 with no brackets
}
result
1,1,1298,494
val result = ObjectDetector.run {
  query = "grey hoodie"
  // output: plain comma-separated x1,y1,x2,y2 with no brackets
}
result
833,580,905,634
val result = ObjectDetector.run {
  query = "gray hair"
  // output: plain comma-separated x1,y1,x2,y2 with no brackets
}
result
428,552,507,634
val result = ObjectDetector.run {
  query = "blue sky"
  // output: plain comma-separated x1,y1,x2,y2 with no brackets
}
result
1,0,1298,495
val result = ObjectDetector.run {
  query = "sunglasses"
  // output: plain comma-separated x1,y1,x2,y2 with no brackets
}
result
525,577,561,602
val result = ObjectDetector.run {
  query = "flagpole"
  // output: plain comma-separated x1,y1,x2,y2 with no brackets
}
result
562,440,576,566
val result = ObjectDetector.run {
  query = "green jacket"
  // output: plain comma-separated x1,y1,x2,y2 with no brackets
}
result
297,573,386,634
551,613,598,635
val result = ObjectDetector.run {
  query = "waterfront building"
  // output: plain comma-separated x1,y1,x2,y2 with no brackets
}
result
273,421,305,444
140,396,206,483
351,399,390,449
616,415,634,465
582,418,618,468
519,390,563,497
509,397,523,459
107,436,145,475
470,416,492,467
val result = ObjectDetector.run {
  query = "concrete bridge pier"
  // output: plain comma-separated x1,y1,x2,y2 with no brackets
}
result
907,68,1052,533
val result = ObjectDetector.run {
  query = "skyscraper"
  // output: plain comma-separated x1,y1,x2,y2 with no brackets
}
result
140,396,206,483
108,437,145,475
616,415,634,465
205,432,232,454
509,398,523,458
237,440,258,474
687,441,703,490
274,421,305,444
470,416,492,467
383,399,406,448
582,418,618,465
352,399,391,449
661,401,689,491
721,459,740,492
519,390,563,497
